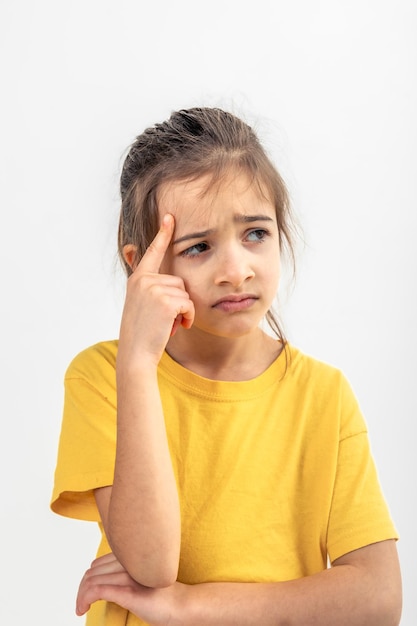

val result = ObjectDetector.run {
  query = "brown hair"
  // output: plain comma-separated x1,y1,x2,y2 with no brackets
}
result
118,107,297,342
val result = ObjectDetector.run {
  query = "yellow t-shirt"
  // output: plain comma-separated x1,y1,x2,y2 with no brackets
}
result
51,341,398,625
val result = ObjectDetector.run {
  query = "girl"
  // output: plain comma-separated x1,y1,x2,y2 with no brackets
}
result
51,107,402,625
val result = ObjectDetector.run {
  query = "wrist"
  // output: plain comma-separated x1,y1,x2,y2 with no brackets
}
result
116,352,161,379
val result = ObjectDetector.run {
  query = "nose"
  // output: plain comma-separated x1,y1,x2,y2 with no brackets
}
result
214,245,255,287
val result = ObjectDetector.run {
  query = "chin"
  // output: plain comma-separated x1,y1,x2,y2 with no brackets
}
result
199,323,262,340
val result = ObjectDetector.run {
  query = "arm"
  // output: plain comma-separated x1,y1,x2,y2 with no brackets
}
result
100,214,194,588
183,540,402,626
77,540,402,626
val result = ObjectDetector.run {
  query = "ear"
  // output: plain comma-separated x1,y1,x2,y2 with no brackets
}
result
122,244,138,270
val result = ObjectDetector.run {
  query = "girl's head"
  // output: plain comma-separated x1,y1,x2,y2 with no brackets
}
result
118,107,297,341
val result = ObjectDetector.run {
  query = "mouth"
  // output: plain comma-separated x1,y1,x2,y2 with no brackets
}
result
212,294,258,313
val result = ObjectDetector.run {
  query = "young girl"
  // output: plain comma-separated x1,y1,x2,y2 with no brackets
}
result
51,107,402,625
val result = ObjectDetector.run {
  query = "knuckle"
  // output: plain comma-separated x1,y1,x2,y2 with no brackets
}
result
127,272,152,291
160,293,174,309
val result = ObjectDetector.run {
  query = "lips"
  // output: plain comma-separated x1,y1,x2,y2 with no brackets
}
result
212,294,258,313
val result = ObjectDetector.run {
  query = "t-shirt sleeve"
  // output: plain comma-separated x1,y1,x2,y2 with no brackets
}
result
326,374,399,562
50,353,117,522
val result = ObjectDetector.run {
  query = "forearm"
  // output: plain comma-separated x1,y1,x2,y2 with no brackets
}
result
108,364,180,587
180,564,400,626
76,542,401,624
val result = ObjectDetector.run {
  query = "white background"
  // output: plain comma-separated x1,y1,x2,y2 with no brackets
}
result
1,0,416,624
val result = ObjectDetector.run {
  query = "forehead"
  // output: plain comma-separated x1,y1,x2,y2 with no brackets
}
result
157,171,275,223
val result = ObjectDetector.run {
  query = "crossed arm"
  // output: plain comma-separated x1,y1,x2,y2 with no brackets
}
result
84,479,402,626
76,536,401,626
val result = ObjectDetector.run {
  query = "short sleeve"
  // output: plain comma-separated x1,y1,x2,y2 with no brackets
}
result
327,375,398,562
50,343,118,521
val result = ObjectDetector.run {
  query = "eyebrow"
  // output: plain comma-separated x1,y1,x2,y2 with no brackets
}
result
172,214,274,245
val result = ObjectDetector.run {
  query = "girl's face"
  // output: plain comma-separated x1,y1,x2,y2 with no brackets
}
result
158,170,281,340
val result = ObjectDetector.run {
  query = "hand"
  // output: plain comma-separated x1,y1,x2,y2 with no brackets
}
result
76,553,187,625
118,214,195,367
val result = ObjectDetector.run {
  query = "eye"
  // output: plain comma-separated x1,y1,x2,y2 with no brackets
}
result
180,242,210,257
246,228,269,242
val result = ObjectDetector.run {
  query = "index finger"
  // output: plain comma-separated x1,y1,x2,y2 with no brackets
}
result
138,213,175,274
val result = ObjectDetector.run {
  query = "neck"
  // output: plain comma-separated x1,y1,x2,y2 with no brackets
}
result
165,327,283,381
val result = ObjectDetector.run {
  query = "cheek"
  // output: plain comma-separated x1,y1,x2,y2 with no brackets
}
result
266,270,280,290
263,249,281,276
181,275,205,301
